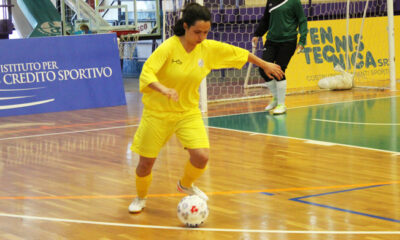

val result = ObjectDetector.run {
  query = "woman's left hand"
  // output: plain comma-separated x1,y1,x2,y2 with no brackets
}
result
262,62,284,80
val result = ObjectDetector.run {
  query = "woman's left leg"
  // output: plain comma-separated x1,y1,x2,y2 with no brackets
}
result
182,148,209,186
175,113,210,201
177,148,209,201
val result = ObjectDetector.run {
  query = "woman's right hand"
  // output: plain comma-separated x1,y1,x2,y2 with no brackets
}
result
161,87,179,102
148,82,179,102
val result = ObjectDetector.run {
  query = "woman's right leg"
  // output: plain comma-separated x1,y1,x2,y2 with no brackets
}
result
136,156,156,196
129,111,173,213
129,156,156,213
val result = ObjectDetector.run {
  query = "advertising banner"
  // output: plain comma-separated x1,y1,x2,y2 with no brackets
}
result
285,16,399,89
0,33,126,117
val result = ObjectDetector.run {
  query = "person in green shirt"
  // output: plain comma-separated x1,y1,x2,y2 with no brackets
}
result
128,2,284,213
252,0,308,114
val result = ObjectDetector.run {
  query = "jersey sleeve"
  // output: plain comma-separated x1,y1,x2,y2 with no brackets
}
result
296,0,308,46
139,41,170,93
204,40,249,70
254,1,270,37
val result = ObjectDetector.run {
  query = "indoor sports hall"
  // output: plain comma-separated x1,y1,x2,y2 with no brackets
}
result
0,0,399,239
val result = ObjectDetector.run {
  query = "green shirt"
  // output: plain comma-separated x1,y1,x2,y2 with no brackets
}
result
254,0,308,46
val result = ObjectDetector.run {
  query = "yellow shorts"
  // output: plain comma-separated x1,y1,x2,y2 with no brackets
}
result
131,109,210,158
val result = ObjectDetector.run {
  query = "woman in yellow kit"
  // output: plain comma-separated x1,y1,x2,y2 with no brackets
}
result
129,2,283,212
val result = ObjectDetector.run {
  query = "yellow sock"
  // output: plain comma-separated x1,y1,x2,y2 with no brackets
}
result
136,173,152,199
180,160,207,188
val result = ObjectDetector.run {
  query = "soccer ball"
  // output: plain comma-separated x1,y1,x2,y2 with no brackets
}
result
177,195,209,227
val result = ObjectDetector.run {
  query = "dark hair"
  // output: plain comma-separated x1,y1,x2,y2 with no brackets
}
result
172,3,212,36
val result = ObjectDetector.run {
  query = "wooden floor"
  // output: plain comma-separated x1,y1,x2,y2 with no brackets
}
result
0,79,399,240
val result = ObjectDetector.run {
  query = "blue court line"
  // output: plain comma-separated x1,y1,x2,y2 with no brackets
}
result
289,184,400,223
261,192,274,196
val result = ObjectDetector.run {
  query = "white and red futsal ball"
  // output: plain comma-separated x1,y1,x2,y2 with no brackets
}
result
177,195,209,227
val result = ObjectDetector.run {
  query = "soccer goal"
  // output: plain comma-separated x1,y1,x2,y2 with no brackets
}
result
162,0,397,110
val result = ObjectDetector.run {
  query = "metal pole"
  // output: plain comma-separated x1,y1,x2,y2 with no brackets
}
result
387,0,396,91
7,0,12,19
197,0,207,113
118,0,121,23
134,0,137,30
155,0,160,35
61,0,66,35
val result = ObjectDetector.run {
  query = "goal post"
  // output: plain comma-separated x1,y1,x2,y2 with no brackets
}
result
387,0,396,91
197,0,208,113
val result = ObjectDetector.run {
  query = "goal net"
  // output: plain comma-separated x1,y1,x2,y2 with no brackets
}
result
162,0,396,105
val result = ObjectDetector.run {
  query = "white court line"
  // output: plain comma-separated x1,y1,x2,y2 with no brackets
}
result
313,118,400,126
0,124,139,141
208,126,400,155
249,133,260,136
0,213,399,234
304,140,336,146
2,123,397,154
206,95,399,119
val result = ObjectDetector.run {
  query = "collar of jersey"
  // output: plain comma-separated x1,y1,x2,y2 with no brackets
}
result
269,0,288,12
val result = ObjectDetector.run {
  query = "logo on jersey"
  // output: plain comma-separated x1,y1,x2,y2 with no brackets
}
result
172,59,183,64
198,59,204,67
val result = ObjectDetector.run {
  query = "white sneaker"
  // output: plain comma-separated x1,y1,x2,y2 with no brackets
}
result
265,98,277,111
271,104,287,115
177,180,208,201
128,197,146,213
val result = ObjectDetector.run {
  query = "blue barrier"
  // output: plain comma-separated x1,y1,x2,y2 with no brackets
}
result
0,33,126,117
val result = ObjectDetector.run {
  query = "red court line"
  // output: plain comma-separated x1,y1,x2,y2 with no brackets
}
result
0,181,398,200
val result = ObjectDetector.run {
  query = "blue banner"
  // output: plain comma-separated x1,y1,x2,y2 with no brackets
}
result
0,34,126,117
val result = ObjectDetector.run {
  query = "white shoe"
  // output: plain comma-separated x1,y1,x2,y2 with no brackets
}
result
271,104,287,115
177,180,208,201
128,197,146,213
265,98,277,111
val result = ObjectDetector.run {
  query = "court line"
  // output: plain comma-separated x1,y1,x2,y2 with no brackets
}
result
0,124,139,141
313,118,400,126
206,95,399,119
208,125,400,154
1,98,396,233
291,184,400,223
0,213,399,234
0,181,398,200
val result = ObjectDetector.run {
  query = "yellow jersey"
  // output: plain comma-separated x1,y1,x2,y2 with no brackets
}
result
139,35,249,114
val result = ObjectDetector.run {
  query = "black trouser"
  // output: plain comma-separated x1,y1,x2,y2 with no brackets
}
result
259,39,297,82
